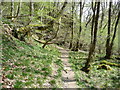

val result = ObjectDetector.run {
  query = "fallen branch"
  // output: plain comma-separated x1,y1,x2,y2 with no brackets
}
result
33,38,53,44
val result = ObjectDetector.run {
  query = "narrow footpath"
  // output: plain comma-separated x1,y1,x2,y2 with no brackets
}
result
56,46,78,88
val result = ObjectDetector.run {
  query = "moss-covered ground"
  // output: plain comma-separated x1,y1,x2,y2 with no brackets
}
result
69,51,120,88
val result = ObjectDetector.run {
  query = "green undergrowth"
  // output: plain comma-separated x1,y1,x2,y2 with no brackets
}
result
69,51,120,88
1,35,63,88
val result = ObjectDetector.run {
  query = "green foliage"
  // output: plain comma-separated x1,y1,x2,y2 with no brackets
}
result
1,1,119,88
14,80,23,88
49,80,56,85
6,74,14,79
1,34,61,88
69,51,120,88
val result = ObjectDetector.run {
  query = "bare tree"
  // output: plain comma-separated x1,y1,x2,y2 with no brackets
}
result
106,11,120,58
105,2,112,59
69,2,74,49
81,2,100,73
91,2,96,43
75,1,84,51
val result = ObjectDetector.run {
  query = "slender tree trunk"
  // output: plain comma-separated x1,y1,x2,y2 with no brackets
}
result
12,0,22,39
63,30,68,44
69,23,74,49
16,0,22,17
30,0,34,16
0,2,2,19
81,2,100,73
85,16,92,28
55,0,67,19
105,2,112,59
75,2,83,51
108,11,120,58
118,24,120,55
69,2,75,49
99,3,105,29
11,0,14,20
91,2,96,43
98,3,105,54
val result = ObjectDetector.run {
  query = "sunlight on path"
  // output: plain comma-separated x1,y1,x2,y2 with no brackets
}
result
55,46,78,88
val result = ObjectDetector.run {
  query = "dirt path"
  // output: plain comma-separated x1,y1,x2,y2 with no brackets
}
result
55,46,78,88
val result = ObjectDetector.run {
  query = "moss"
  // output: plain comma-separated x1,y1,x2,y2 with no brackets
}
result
97,64,112,70
100,60,120,67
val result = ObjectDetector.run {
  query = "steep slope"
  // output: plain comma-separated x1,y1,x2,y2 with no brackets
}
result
1,35,63,88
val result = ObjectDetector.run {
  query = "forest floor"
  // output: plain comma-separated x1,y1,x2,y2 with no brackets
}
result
55,46,78,88
1,35,120,88
69,51,120,88
1,35,63,88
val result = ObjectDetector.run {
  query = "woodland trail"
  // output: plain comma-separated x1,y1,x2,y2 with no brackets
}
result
55,46,78,88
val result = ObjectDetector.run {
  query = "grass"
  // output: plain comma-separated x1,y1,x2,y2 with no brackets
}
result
69,51,120,88
1,35,63,88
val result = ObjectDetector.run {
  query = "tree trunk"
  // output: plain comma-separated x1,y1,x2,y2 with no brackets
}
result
63,30,68,44
12,0,22,39
75,2,83,51
81,2,100,73
108,11,120,58
69,2,75,49
42,18,60,48
11,0,14,20
69,24,74,49
55,0,67,19
105,2,112,59
0,2,2,19
16,0,22,17
42,1,67,48
91,2,96,43
99,3,105,29
30,0,34,16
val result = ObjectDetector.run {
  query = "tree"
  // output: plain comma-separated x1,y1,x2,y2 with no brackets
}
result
42,19,60,48
69,2,75,49
75,1,84,51
16,0,22,17
105,2,120,59
0,2,2,19
42,1,68,48
106,11,120,59
11,0,14,20
81,2,100,73
30,0,34,16
105,2,112,59
91,2,96,43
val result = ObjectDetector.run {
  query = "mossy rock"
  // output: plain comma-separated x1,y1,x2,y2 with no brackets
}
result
97,64,112,70
100,60,120,67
